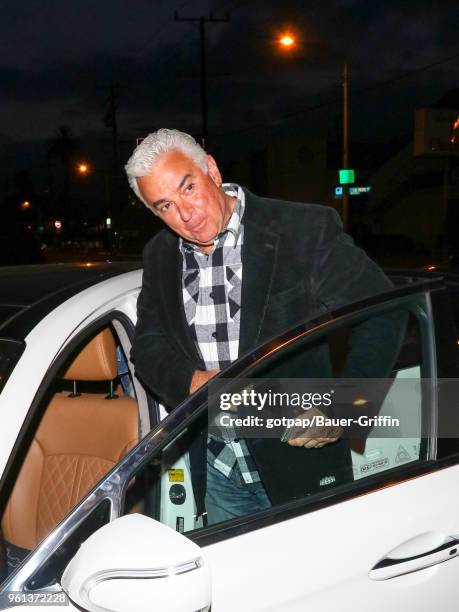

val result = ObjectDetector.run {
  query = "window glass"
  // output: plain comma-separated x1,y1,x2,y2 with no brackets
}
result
124,295,433,532
26,499,111,591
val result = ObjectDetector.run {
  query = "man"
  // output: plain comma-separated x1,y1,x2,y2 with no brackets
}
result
125,128,403,524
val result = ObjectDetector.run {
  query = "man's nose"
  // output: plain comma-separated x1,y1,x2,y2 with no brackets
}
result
176,199,193,222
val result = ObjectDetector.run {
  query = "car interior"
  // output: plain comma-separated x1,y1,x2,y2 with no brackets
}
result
0,328,140,579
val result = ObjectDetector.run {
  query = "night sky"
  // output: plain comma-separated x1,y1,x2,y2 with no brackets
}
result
2,0,459,184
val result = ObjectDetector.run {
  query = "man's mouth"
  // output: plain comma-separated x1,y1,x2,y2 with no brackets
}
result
188,218,206,232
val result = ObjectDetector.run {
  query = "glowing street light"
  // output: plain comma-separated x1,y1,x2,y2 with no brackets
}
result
21,200,31,210
77,162,90,175
278,33,296,48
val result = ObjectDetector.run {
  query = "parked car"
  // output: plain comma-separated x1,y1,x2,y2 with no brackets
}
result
0,263,458,611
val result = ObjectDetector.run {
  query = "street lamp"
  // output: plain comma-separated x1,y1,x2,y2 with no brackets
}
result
275,33,351,230
76,162,90,176
278,33,296,49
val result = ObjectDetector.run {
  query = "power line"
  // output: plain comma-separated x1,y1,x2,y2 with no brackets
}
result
128,0,253,78
351,50,459,97
215,48,459,140
281,48,459,122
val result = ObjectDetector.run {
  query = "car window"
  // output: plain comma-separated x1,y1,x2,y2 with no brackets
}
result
123,292,434,533
0,323,140,583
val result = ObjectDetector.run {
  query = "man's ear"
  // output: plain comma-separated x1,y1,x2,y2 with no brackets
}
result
207,154,222,187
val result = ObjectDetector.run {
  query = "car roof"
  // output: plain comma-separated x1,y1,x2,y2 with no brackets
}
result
0,262,142,341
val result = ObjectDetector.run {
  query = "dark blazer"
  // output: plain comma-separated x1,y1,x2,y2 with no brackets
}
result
132,188,403,509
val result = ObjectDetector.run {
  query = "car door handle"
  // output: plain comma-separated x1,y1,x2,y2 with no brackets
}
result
369,535,459,580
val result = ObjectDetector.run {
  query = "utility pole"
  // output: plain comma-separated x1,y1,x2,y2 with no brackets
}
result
342,62,350,232
174,11,230,149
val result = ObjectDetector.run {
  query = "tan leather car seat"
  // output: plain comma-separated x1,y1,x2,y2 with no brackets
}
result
1,329,139,551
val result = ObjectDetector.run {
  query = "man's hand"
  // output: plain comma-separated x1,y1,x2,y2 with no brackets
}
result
284,407,343,449
189,369,219,395
287,435,340,449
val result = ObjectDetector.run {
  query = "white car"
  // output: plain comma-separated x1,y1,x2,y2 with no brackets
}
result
0,262,458,611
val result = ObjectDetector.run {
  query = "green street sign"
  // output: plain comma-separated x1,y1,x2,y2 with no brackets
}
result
339,169,355,185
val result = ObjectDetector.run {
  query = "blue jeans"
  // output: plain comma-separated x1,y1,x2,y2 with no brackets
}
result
205,462,271,525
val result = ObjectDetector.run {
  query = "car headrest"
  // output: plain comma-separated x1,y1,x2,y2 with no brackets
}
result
63,329,118,381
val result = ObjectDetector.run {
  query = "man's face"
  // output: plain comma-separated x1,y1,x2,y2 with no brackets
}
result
136,150,235,250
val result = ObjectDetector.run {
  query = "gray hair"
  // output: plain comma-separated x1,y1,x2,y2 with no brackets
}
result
125,128,208,206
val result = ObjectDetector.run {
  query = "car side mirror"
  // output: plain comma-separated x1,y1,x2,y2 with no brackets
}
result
61,513,211,612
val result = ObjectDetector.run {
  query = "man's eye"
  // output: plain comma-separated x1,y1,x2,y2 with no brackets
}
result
184,183,195,194
159,202,172,213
